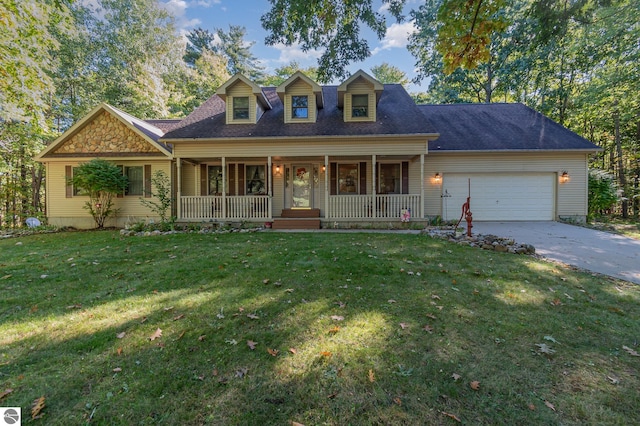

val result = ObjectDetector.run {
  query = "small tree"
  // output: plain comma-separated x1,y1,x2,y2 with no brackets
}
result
139,170,173,225
588,169,619,220
69,159,128,228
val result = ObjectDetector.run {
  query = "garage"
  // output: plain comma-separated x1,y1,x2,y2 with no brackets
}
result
441,173,555,221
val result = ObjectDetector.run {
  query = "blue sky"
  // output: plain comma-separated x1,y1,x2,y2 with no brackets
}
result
161,0,427,91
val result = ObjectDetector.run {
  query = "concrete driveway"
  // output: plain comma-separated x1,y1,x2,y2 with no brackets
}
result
471,221,640,284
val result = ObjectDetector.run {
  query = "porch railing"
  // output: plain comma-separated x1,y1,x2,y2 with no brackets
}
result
328,194,421,219
180,195,271,221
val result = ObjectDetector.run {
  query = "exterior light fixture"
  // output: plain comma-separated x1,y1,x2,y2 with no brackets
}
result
275,165,281,176
434,172,442,184
560,171,569,183
322,165,326,173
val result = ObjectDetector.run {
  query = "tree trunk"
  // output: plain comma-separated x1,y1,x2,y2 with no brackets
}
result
614,103,628,218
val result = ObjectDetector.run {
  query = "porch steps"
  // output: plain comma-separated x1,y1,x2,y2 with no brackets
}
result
271,218,321,230
281,208,321,218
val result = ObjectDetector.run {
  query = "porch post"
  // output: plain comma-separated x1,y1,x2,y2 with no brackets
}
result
372,154,376,218
176,158,182,220
420,154,425,219
222,157,226,220
324,155,329,219
267,156,273,220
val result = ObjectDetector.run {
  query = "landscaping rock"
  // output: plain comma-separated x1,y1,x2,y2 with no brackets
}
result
424,227,536,255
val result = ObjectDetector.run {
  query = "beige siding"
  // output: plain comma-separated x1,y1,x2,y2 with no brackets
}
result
344,79,376,122
225,83,255,124
283,80,316,123
172,137,428,158
423,152,589,220
181,163,196,196
44,160,172,228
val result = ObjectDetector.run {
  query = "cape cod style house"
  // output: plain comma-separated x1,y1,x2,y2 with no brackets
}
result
35,70,600,229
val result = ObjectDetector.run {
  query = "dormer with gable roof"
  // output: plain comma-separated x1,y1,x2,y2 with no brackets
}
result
337,70,384,123
216,73,272,125
276,71,324,124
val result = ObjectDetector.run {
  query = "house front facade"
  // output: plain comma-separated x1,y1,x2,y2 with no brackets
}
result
35,70,600,229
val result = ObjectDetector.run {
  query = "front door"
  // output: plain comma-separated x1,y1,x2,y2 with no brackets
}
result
292,164,312,208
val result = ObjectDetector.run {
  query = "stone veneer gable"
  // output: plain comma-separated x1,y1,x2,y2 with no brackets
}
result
53,111,161,154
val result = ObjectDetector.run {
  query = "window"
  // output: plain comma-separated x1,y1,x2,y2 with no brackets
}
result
233,97,249,119
246,165,266,195
352,94,368,117
208,166,223,195
124,166,143,196
72,167,88,196
338,163,359,194
291,95,308,118
378,164,400,194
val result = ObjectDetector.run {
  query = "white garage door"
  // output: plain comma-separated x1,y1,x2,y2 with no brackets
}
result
442,173,555,221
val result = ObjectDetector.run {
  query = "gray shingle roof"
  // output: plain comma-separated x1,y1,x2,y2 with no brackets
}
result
420,103,600,152
162,84,437,140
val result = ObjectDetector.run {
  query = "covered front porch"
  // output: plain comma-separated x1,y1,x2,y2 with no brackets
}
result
175,154,430,225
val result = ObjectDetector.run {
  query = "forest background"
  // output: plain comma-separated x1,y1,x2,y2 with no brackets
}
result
1,0,638,228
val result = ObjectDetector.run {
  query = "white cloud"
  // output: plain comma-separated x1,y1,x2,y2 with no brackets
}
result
190,0,221,7
160,0,201,34
270,42,324,65
371,21,417,55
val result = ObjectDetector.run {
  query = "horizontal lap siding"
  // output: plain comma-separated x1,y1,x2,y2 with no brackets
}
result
172,138,428,158
45,160,172,220
423,153,588,219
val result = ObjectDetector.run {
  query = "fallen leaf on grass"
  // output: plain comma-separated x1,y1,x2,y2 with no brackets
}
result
288,348,298,355
451,373,461,381
247,340,257,350
327,392,337,399
198,335,206,341
290,422,305,426
425,313,437,320
235,367,248,378
66,304,82,309
423,325,434,333
267,348,279,357
550,299,562,306
368,369,375,383
528,403,536,411
330,315,344,321
320,351,332,358
536,343,556,355
149,328,162,341
393,397,402,406
606,375,620,384
431,294,441,300
163,306,174,311
328,326,340,334
32,396,46,419
116,332,126,339
399,323,409,329
173,314,185,321
336,301,346,308
176,331,186,341
113,367,122,372
0,389,13,402
1,275,12,280
387,299,396,304
622,346,640,357
544,400,556,411
263,279,270,284
116,347,123,356
247,313,260,320
440,411,461,422
470,381,480,390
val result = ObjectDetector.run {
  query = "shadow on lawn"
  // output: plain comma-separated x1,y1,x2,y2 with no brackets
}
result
0,231,638,425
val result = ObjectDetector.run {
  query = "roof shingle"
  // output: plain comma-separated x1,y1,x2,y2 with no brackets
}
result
420,103,599,151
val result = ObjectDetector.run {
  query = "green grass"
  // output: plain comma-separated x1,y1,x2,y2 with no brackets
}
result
1,230,638,425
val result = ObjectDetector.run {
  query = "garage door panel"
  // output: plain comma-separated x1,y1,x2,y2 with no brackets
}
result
442,173,555,221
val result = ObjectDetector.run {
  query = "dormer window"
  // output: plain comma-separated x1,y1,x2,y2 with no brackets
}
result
233,97,249,119
352,94,369,117
292,96,309,119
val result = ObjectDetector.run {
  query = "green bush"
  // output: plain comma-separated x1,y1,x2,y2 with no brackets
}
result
588,169,619,220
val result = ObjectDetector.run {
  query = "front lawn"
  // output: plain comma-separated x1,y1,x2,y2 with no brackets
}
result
1,231,638,425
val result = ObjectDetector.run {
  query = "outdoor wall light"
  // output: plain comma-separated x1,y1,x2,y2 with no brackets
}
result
322,165,326,173
434,172,442,184
275,165,281,176
560,171,569,183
